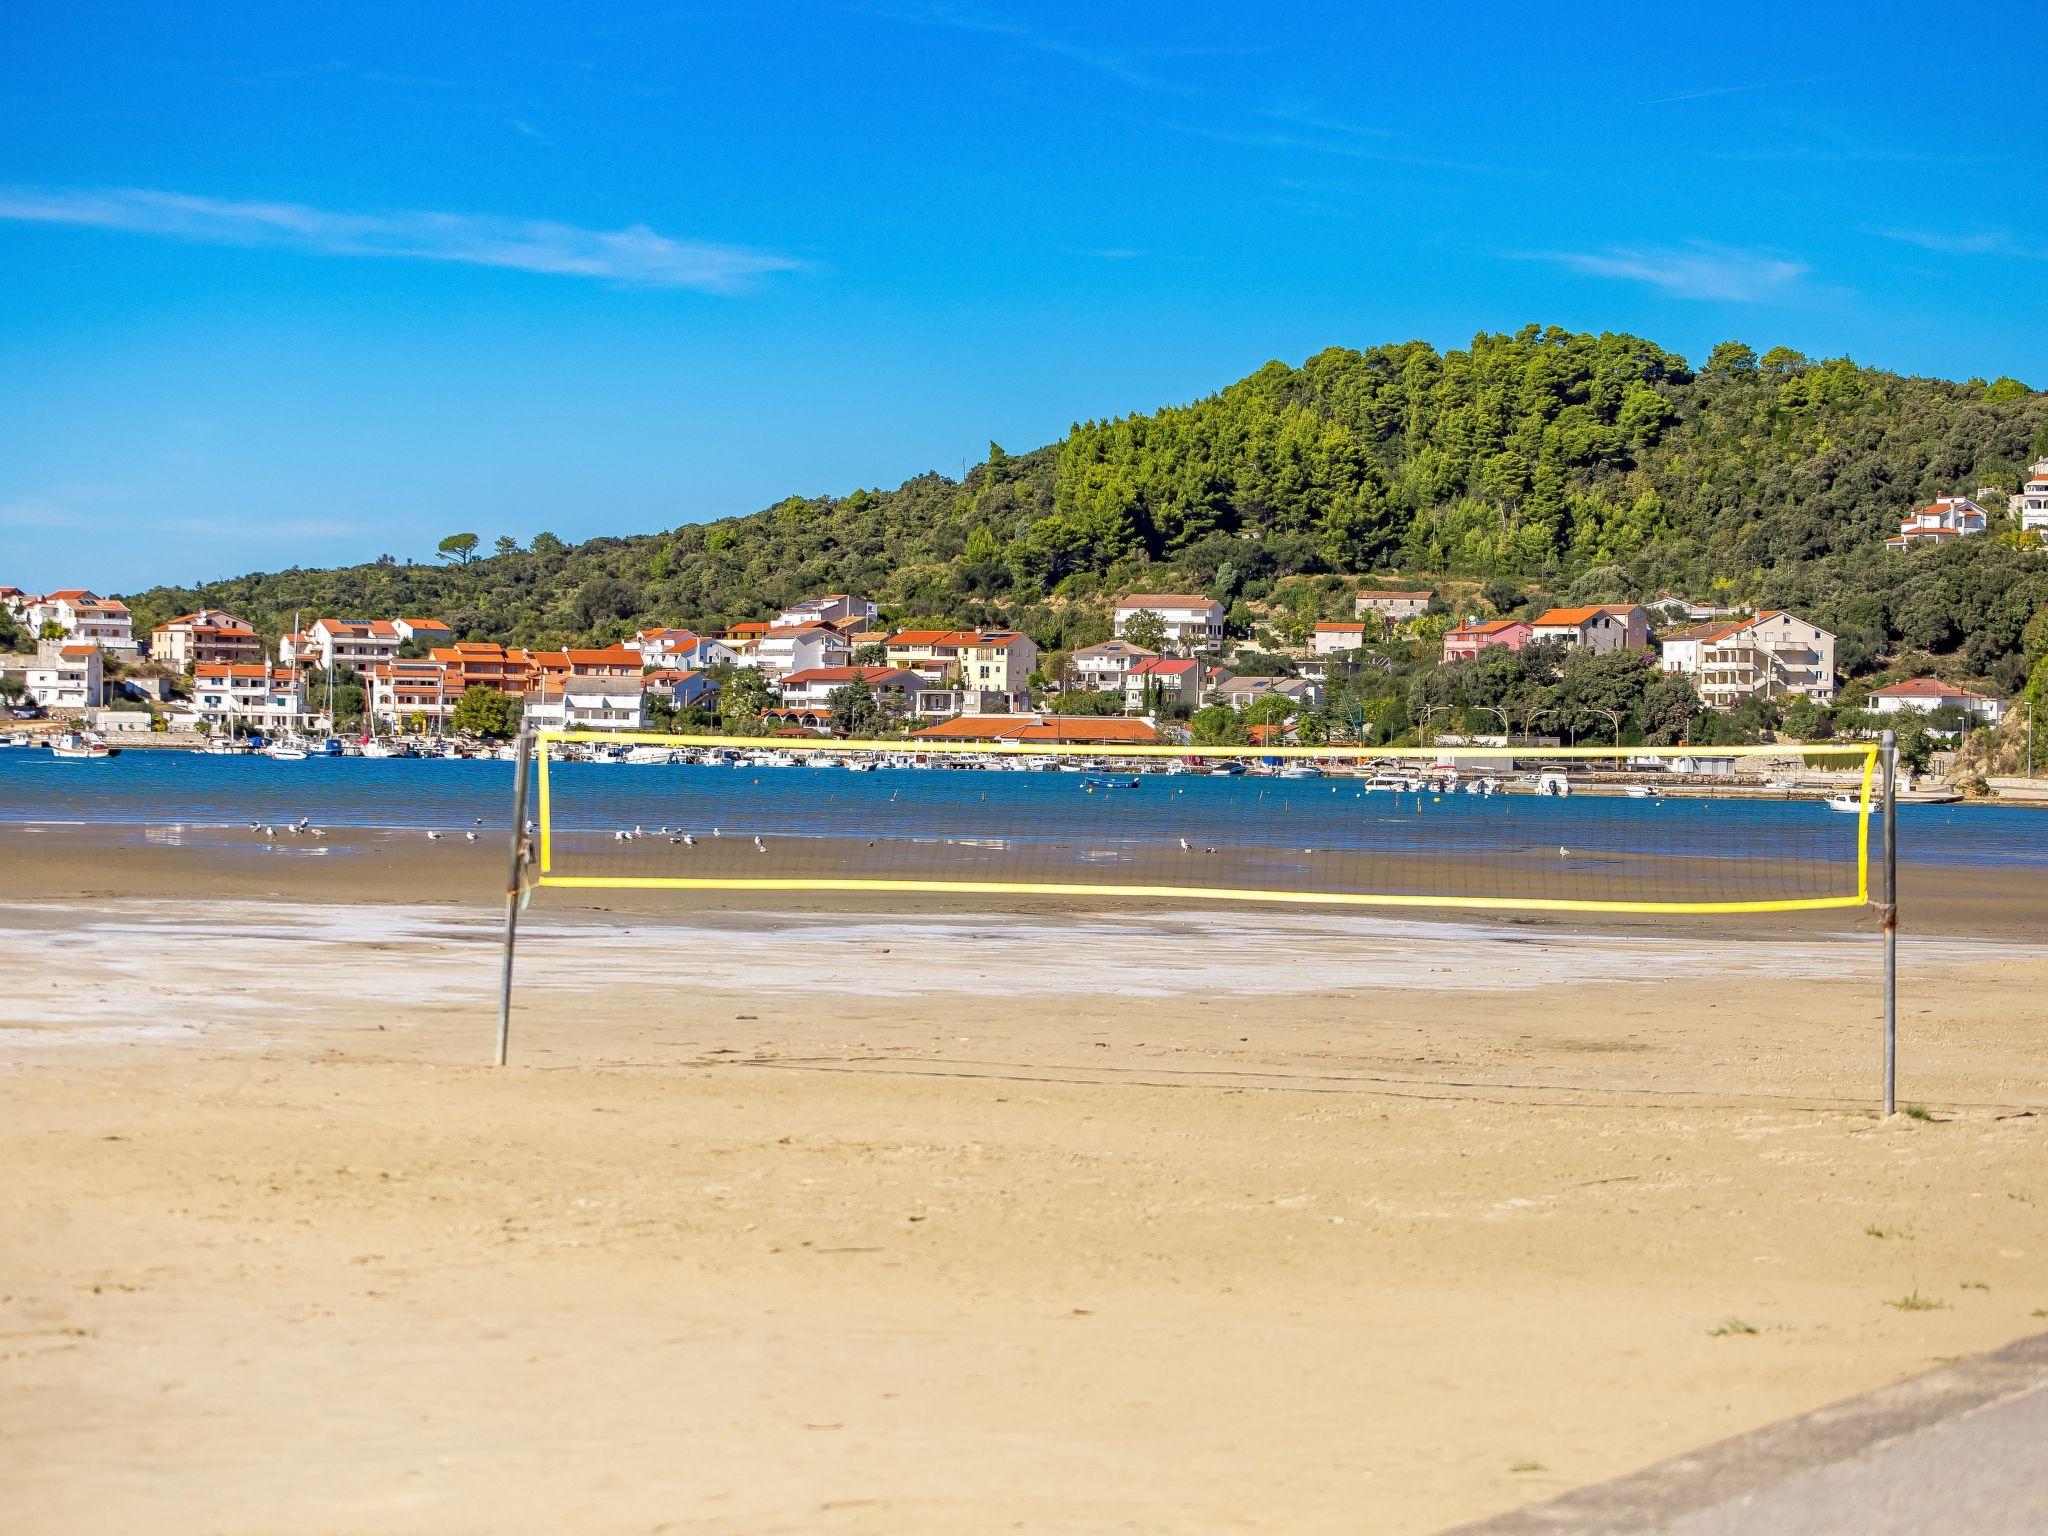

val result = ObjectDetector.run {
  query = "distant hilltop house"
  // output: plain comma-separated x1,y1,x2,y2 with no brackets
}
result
1865,677,2006,726
1114,593,1224,654
1888,495,1989,549
10,589,137,652
1528,604,1649,654
1659,611,1837,708
1070,638,1156,692
1442,618,1532,663
1648,592,1739,624
1352,589,1432,621
775,593,878,629
150,608,261,670
911,713,1161,746
2011,459,2048,534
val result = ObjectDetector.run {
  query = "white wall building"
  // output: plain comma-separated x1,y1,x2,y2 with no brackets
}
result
524,677,646,731
1071,639,1156,692
2012,460,2048,535
192,663,307,733
1865,678,2005,725
1352,590,1432,621
20,590,137,652
1311,622,1372,657
1114,594,1224,654
628,628,737,670
1887,495,1990,549
284,618,405,671
26,642,104,709
740,625,852,682
776,594,878,628
1660,610,1836,708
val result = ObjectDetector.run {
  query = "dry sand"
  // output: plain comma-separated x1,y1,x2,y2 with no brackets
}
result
2,827,2045,1535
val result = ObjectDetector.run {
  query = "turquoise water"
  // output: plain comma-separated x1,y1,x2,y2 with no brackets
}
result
0,745,2041,868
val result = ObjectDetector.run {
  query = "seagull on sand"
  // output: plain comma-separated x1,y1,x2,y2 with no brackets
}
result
682,833,697,847
1178,837,1190,851
753,835,767,853
262,825,276,839
465,830,478,842
426,830,444,841
1558,846,1570,858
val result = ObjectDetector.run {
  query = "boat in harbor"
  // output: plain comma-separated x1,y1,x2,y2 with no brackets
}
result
49,730,117,760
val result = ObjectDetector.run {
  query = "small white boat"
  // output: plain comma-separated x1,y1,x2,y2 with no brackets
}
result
623,745,674,765
1822,791,1865,814
50,730,116,760
1278,764,1324,780
757,750,800,768
841,755,877,771
359,739,398,759
1363,772,1419,793
1624,785,1661,799
1208,760,1249,777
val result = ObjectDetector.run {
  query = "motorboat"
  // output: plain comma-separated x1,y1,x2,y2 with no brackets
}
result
1277,763,1324,780
623,745,675,765
264,736,311,761
1208,759,1249,777
1822,791,1865,814
1081,774,1141,790
1624,784,1662,799
50,730,116,760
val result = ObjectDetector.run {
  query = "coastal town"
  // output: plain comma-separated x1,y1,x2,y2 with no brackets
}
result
2,472,2036,775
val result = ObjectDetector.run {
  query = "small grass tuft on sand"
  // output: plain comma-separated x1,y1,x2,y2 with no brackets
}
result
1709,1317,1760,1336
1864,1223,1909,1240
1901,1105,1936,1122
1509,1461,1545,1474
1886,1289,1948,1312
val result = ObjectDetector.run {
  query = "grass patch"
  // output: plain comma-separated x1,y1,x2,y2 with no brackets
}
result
1961,1281,1990,1292
1509,1461,1545,1474
1864,1223,1909,1240
1709,1317,1760,1336
1902,1105,1936,1122
1886,1289,1949,1312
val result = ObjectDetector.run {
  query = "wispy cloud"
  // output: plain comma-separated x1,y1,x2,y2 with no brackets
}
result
1637,75,1836,106
1525,243,1813,304
1149,117,1497,175
0,187,804,292
851,2,1162,87
1875,226,2048,261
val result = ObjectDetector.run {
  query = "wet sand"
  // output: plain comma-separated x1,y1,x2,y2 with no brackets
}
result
3,826,2046,1535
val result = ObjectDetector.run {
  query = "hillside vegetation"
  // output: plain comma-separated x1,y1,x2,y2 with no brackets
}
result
126,326,2048,690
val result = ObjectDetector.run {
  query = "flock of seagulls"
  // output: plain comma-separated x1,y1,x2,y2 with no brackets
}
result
249,817,325,841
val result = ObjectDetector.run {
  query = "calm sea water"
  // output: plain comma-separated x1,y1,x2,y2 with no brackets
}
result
0,745,2041,868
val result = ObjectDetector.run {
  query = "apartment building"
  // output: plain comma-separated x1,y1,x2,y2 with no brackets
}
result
281,618,404,670
1122,656,1205,712
1311,622,1372,656
150,609,262,670
191,663,306,733
1071,639,1156,691
1866,678,2005,725
741,625,851,682
778,665,927,712
627,628,736,670
523,676,646,731
1113,593,1224,653
1659,611,1836,708
368,659,456,727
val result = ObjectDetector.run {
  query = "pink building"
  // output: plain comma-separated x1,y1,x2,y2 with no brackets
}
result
1442,619,1532,663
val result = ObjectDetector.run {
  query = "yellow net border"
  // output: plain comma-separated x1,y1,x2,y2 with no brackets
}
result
527,732,1880,917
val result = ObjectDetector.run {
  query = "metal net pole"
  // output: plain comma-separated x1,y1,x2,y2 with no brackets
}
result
1880,729,1897,1116
496,728,535,1067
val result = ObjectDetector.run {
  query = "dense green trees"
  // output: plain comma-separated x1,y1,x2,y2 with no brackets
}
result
119,326,2047,693
450,685,520,738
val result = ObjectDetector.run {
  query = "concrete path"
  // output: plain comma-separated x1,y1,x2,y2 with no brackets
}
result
1446,1331,2048,1535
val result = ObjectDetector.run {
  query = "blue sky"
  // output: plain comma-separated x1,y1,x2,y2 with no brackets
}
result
3,0,2044,593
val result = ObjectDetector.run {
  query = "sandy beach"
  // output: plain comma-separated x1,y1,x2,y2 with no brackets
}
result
3,824,2046,1534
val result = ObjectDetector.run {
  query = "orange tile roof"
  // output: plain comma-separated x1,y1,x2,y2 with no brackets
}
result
912,715,1161,744
1117,593,1218,608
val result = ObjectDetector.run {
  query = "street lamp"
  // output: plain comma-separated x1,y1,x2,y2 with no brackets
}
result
1586,707,1624,748
1472,704,1512,744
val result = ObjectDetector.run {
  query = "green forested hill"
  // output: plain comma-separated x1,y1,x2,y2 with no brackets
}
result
125,326,2048,689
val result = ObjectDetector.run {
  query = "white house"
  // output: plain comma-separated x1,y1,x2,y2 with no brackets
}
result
628,628,737,670
1071,639,1156,692
778,665,927,712
643,668,721,711
2012,460,2048,535
1865,678,2005,726
26,642,104,709
284,618,405,670
1887,495,1990,549
1660,610,1836,708
524,676,646,731
1311,621,1372,657
741,625,851,682
1114,593,1224,654
191,663,307,734
150,608,262,670
391,618,453,647
1212,674,1320,711
20,590,137,652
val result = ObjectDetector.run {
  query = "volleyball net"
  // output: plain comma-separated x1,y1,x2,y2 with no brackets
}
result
518,732,1881,917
